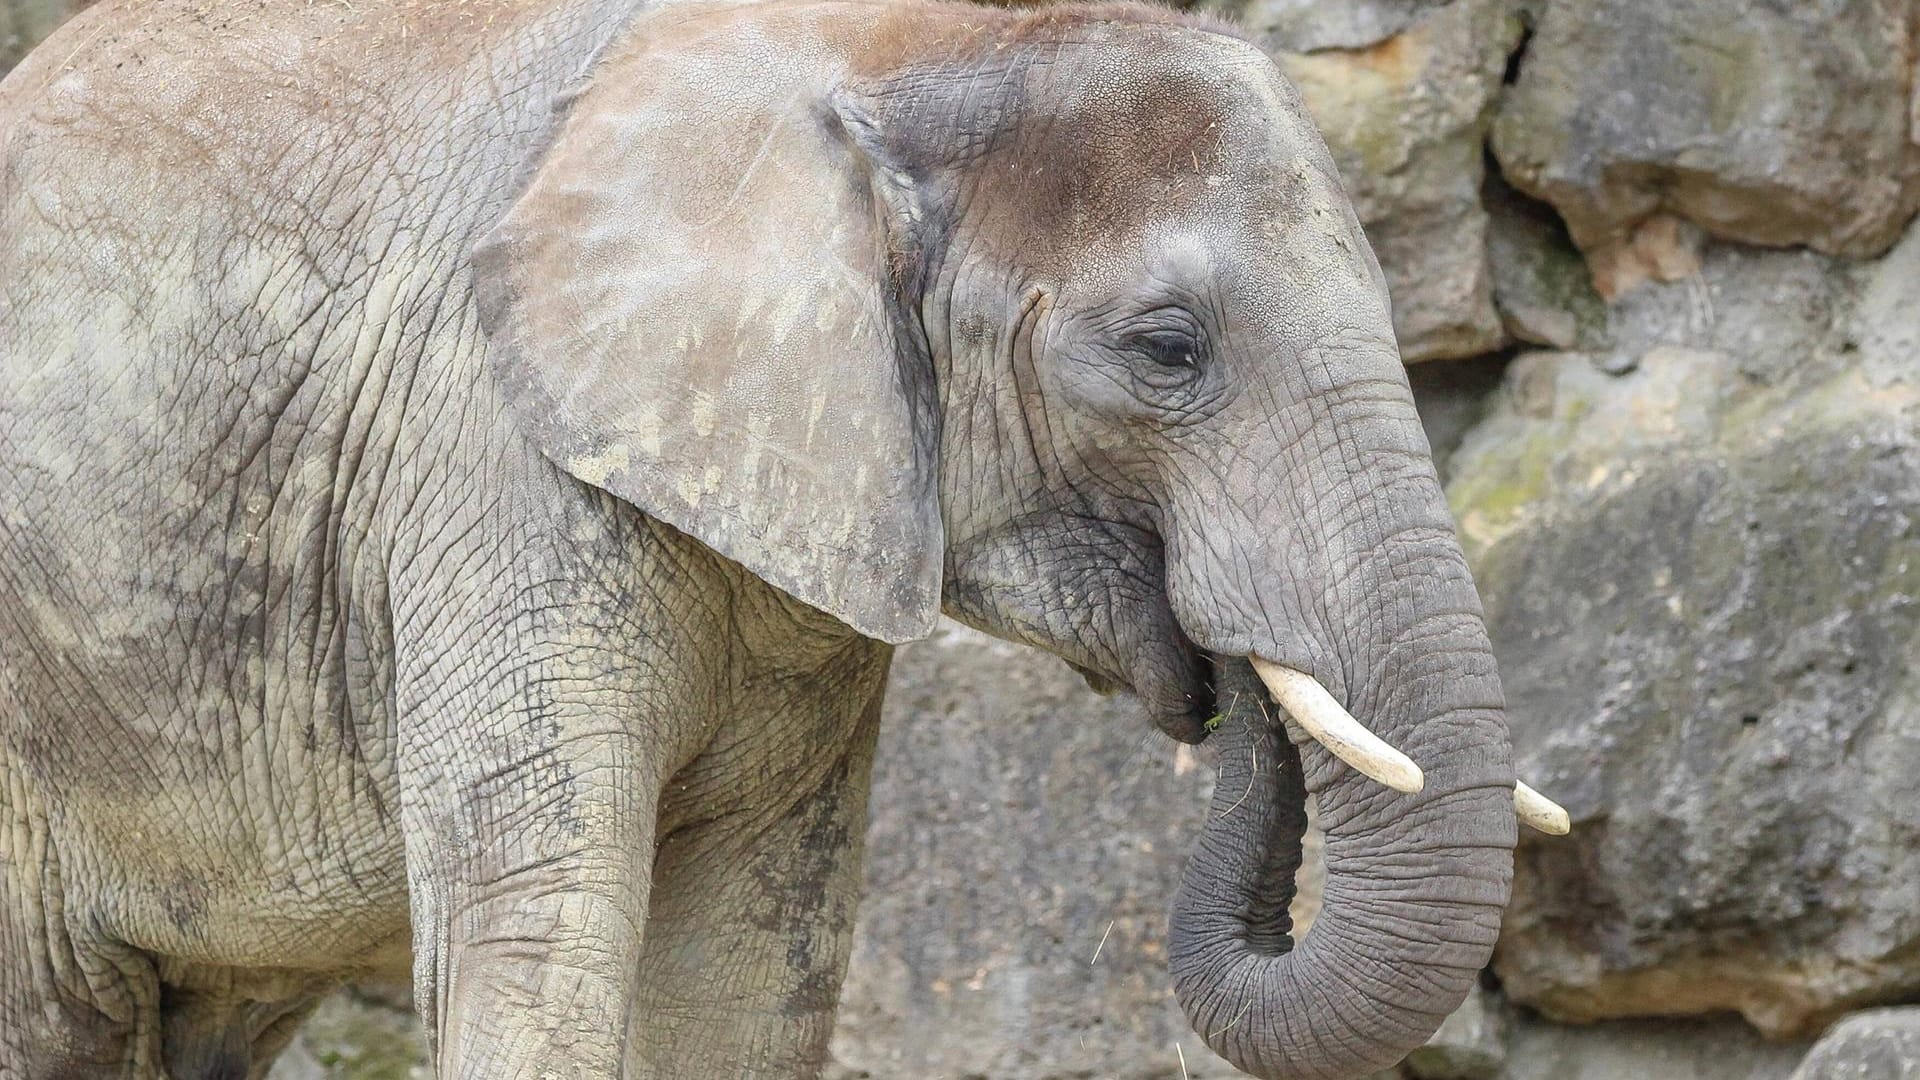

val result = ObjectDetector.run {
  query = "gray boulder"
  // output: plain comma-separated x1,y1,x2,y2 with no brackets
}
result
1503,1015,1809,1080
1484,176,1607,352
1593,240,1852,386
1790,1009,1920,1080
1408,356,1511,482
1492,0,1920,295
1447,235,1920,1037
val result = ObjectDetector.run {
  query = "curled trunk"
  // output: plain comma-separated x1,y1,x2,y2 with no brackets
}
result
1169,656,1515,1079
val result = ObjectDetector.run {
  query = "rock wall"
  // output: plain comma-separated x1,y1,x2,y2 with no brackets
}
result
1466,259,1920,1040
8,0,1920,1077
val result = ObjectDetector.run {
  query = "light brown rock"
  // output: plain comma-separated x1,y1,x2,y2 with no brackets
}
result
1229,0,1521,361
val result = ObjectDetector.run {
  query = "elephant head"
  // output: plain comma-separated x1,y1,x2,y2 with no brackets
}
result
474,1,1565,1075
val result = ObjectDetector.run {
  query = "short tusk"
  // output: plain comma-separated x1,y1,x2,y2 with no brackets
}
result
1249,657,1424,794
1516,780,1570,835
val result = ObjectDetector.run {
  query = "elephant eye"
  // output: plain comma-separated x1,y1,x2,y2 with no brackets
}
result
1128,329,1205,371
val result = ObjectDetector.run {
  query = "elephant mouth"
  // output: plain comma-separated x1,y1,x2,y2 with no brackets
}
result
1086,632,1569,832
1101,621,1428,787
1068,635,1216,746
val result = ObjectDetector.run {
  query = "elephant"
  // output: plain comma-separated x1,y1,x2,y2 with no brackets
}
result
0,0,1567,1075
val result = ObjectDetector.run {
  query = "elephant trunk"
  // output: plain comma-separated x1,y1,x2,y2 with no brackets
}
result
1157,334,1525,1078
1169,642,1515,1078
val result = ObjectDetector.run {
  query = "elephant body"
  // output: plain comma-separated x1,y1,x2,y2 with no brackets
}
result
1,2,894,1074
0,0,1535,1076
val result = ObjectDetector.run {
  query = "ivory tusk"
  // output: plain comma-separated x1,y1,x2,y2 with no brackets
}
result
1515,780,1570,835
1248,657,1424,794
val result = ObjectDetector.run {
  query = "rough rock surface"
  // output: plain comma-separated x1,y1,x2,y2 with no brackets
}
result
1493,0,1920,293
1401,984,1504,1079
1501,1016,1810,1080
1218,0,1520,361
1204,0,1451,52
1449,232,1920,1038
1790,1008,1920,1080
1407,356,1511,481
829,624,1251,1079
1593,240,1853,386
1484,176,1607,351
0,0,89,76
267,988,427,1080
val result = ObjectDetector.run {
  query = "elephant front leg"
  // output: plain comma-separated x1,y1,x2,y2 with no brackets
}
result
633,686,885,1078
395,633,680,1078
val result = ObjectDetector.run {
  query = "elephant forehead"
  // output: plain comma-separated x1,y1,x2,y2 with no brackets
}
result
944,53,1350,276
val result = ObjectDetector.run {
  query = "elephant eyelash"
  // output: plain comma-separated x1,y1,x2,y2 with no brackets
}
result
1126,329,1207,372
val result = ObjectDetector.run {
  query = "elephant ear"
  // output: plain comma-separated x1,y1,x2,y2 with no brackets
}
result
472,10,941,644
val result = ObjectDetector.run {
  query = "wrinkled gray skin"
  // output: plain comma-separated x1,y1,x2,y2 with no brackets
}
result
0,0,1516,1076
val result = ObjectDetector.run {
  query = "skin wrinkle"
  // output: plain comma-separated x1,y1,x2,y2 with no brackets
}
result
931,123,1223,730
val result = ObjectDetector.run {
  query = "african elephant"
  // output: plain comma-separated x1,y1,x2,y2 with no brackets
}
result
0,0,1565,1076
